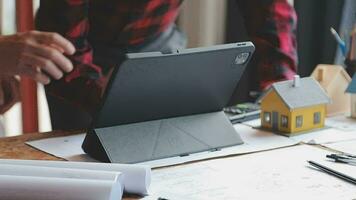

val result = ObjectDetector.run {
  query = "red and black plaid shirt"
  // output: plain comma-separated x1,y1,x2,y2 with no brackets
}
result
35,0,297,112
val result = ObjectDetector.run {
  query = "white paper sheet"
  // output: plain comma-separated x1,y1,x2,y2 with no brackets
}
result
27,124,298,168
0,159,151,195
289,127,356,144
322,139,356,155
144,145,356,200
27,133,94,161
326,115,356,132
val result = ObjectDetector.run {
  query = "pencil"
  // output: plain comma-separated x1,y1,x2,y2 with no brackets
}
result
308,160,356,185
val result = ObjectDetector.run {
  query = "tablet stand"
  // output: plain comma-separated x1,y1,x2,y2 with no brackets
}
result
82,111,243,163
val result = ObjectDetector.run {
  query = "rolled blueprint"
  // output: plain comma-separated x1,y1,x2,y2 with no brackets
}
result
0,164,122,200
0,159,151,195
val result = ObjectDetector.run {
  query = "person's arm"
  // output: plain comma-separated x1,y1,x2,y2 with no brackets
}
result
0,31,75,113
36,0,108,112
236,0,298,90
0,31,75,84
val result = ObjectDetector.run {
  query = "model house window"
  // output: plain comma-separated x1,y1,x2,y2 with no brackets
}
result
313,112,321,124
264,112,271,124
296,115,303,128
281,115,288,128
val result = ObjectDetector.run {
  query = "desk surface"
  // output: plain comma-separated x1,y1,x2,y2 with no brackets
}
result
0,131,77,161
1,130,354,200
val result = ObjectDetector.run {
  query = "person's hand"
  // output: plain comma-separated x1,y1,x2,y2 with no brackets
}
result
0,31,75,84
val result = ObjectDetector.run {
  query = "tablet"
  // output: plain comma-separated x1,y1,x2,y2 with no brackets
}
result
94,42,255,128
83,42,255,163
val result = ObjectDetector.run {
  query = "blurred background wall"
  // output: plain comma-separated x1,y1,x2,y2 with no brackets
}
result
178,0,227,47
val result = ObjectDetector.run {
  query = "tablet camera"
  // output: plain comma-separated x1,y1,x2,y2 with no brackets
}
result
234,52,250,65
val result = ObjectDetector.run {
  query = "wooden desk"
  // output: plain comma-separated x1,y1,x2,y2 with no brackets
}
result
0,131,77,161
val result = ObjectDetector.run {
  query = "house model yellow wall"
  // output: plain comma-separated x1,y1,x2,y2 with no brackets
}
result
288,105,326,133
261,90,327,135
260,90,291,133
260,76,330,135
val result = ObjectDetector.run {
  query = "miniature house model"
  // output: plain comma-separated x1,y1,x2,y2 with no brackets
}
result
260,76,331,135
311,64,351,116
346,74,356,118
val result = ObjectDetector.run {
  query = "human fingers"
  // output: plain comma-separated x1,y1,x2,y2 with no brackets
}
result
20,53,63,81
29,31,75,55
48,43,65,53
27,42,74,73
21,66,51,85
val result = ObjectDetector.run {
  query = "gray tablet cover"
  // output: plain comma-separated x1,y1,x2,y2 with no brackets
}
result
82,42,255,163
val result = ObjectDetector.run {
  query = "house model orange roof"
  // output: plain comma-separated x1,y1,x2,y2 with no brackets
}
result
311,64,351,116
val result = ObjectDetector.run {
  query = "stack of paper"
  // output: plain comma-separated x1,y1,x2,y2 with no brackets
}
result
0,159,151,200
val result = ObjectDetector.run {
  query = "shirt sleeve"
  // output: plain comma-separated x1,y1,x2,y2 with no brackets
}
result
235,0,298,90
0,77,20,114
36,0,109,113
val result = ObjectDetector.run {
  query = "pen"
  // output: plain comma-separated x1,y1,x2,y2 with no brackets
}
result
308,160,356,185
326,154,356,166
327,153,356,159
334,159,356,166
330,27,347,56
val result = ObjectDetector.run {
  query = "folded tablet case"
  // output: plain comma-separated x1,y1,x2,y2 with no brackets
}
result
82,42,255,163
